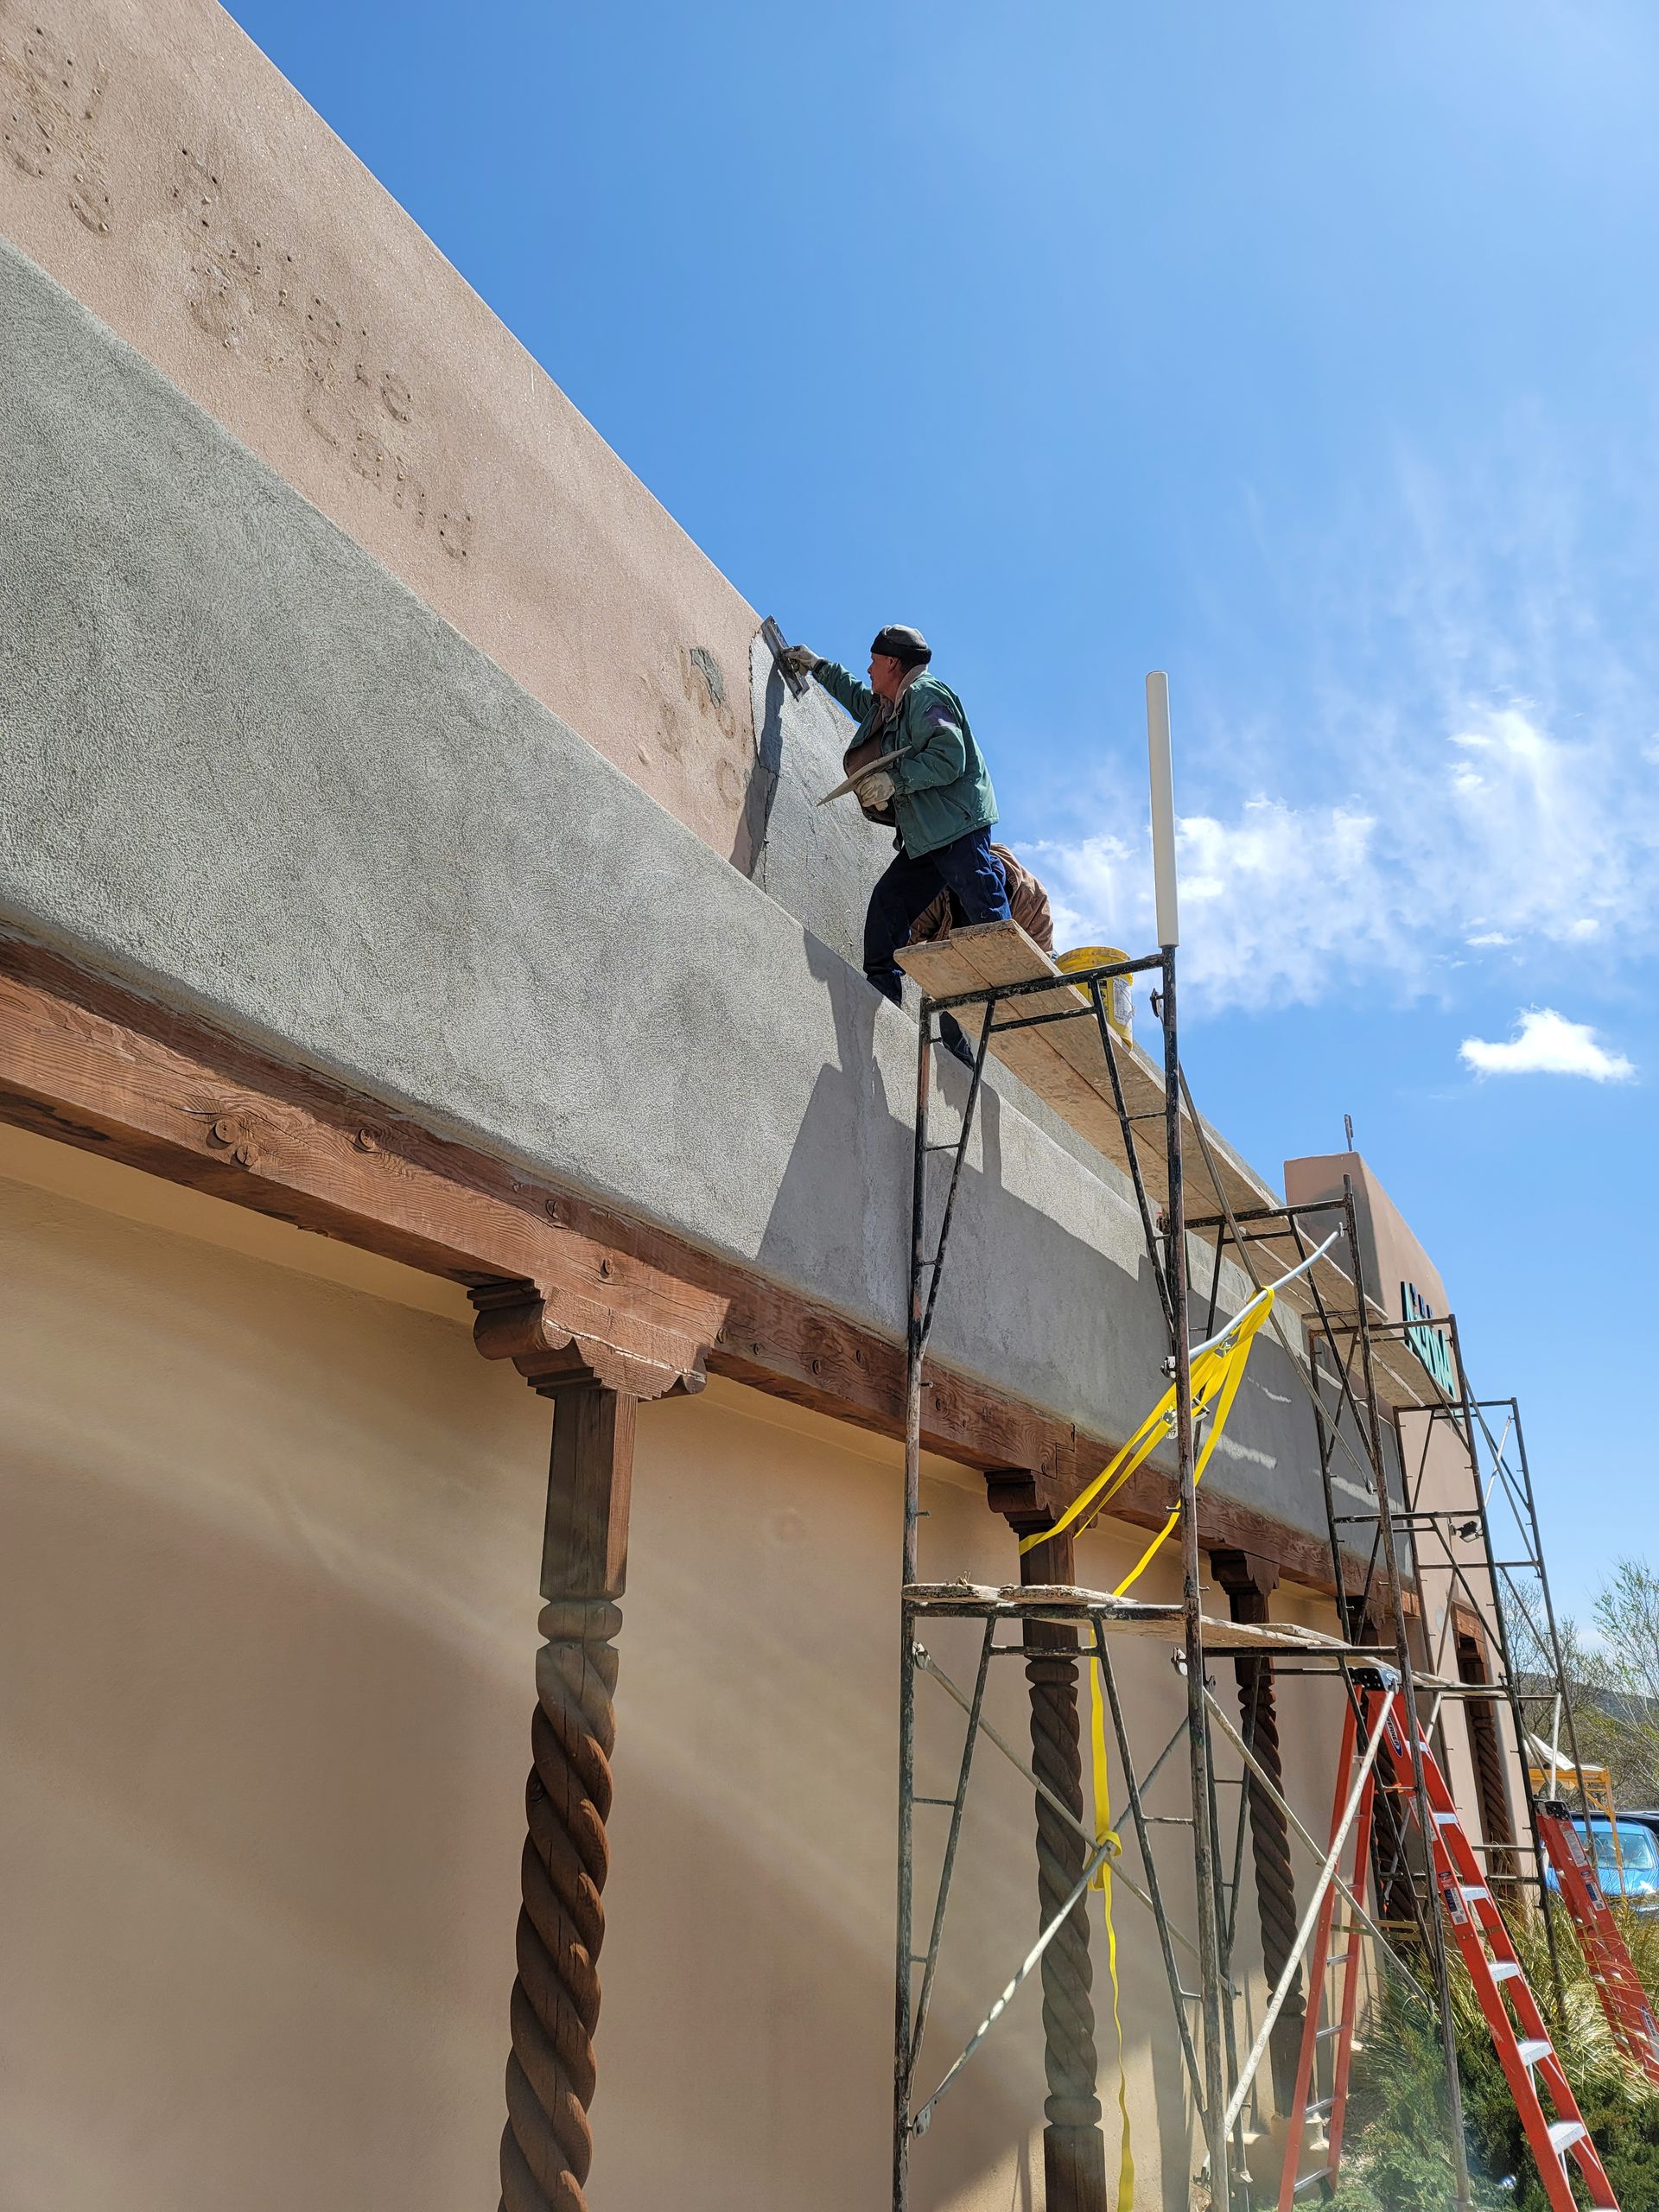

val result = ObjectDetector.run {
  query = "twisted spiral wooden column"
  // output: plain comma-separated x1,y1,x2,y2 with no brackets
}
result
1211,1549,1304,2116
1020,1530,1109,2212
501,1592,620,2212
1456,1627,1518,1894
472,1282,710,2212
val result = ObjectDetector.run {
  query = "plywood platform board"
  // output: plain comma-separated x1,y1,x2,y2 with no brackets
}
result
904,1582,1377,1658
898,923,1426,1411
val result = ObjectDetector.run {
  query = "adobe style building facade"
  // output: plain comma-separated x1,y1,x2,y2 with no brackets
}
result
0,7,1526,2208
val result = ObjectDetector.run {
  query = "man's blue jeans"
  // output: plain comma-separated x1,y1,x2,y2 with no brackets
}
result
865,826,1012,1065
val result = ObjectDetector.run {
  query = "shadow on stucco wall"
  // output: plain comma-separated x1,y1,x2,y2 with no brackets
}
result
731,652,786,882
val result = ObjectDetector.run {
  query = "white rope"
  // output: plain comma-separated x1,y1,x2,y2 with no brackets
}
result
1185,1227,1342,1363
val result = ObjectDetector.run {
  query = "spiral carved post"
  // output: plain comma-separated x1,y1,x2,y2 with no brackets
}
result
1019,1525,1109,2212
1456,1628,1518,1894
499,1372,633,2212
472,1278,711,2212
1211,1549,1303,2117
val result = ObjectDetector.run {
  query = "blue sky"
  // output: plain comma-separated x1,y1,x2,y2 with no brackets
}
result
221,0,1656,1623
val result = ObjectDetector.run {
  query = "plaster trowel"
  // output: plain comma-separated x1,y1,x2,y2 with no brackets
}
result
816,747,906,806
760,615,810,700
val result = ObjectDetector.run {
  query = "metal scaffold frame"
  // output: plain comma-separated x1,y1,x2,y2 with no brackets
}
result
888,680,1596,2212
893,936,1236,2209
890,942,1472,2211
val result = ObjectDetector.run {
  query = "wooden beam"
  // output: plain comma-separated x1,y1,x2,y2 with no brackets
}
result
0,930,1352,1596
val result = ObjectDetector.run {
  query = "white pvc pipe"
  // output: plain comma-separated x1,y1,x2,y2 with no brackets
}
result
1185,1227,1342,1363
1146,671,1179,949
1223,1688,1399,2137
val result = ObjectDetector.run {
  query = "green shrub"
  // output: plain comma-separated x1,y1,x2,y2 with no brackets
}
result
1308,1905,1659,2210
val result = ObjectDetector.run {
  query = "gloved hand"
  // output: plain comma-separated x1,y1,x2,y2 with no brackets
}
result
778,643,820,678
855,767,898,810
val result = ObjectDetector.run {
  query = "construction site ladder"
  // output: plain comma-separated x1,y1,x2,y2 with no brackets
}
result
1535,1800,1659,2086
1280,1681,1620,2212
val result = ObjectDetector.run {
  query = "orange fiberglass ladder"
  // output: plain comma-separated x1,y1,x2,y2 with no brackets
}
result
1535,1801,1659,2085
1280,1675,1619,2212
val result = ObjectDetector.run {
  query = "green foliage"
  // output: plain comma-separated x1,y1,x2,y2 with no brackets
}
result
1310,1909,1659,2211
1319,1968,1506,2212
1553,1565,1659,1804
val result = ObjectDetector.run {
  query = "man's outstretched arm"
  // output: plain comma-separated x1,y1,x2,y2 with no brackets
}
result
783,646,877,725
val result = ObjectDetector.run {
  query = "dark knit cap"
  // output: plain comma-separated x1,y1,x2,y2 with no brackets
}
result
870,624,932,670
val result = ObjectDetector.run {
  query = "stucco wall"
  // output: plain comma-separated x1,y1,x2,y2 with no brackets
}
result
0,0,768,864
0,232,1332,1545
0,1125,1351,2209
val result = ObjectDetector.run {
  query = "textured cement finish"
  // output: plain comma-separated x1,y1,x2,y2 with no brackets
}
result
0,239,1325,1536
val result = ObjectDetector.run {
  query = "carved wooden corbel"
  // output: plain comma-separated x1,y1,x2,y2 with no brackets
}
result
469,1273,715,1404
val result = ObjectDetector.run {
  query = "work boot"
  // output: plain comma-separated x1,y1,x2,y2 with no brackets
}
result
939,1014,980,1071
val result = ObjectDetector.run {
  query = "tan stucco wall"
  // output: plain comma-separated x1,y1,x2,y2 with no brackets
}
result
0,0,765,863
0,1127,1350,2209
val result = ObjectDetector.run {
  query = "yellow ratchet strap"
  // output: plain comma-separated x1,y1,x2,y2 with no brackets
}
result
1017,1289,1275,1587
1090,1658,1135,2208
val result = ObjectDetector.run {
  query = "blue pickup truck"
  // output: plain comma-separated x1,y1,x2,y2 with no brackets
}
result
1548,1816,1659,1913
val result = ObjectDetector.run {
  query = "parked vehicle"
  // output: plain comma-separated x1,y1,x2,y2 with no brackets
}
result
1547,1815,1659,1914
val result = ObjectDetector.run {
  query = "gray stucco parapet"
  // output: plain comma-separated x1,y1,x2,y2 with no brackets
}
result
0,238,1322,1535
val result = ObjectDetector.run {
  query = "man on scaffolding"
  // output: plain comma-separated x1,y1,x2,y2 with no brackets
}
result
778,624,1010,1065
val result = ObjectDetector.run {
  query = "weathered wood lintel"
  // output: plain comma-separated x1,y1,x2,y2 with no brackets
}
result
0,930,1348,1595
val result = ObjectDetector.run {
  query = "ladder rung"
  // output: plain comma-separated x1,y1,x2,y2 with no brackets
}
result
1460,1885,1491,1903
1326,1952,1355,1968
1491,1961,1523,1982
1317,2022,1345,2040
1432,1809,1459,1825
1516,2037,1553,2067
1548,2120,1588,2154
1294,2172,1333,2195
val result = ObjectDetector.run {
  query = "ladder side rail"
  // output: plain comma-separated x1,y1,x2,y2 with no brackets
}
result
1324,1770,1375,2182
1389,1722,1620,2211
1536,1806,1659,2082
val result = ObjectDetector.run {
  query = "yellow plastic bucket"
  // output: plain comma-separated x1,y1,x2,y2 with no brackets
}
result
1057,946,1134,1044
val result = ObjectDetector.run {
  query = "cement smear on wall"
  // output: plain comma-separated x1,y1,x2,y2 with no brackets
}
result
0,237,1325,1539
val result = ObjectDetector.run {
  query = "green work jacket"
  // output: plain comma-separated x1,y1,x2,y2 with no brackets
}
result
812,661,999,860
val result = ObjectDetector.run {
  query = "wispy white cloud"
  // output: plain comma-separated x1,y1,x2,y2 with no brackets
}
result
1459,1007,1635,1082
1018,419,1659,1018
1022,702,1659,1008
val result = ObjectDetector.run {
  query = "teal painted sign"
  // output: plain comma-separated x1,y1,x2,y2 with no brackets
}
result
1401,1281,1455,1395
